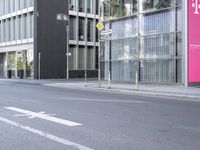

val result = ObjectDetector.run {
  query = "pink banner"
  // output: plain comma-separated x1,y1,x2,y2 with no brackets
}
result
188,0,200,83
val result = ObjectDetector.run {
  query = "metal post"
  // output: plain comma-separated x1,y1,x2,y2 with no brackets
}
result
135,68,139,91
108,70,111,89
183,0,188,87
38,52,41,80
84,70,88,87
66,25,69,79
135,0,140,91
108,0,111,90
98,0,101,88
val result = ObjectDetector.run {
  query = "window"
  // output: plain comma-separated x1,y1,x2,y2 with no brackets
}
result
87,19,93,42
87,47,94,69
110,0,138,18
69,16,77,40
69,0,77,11
78,46,85,70
79,17,85,41
87,0,93,14
79,0,85,12
69,46,77,70
142,0,173,11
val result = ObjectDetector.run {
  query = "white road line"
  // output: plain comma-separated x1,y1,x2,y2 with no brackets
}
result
62,98,146,103
5,107,82,127
0,117,93,150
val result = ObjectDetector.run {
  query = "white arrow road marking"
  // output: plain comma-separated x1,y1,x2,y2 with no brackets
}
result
0,117,93,150
5,107,82,127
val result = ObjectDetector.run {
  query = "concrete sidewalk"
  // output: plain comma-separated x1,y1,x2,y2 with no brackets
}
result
1,78,200,100
44,80,200,100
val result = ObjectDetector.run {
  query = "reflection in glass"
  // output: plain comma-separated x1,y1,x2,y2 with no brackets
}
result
79,0,85,12
87,0,93,13
110,0,138,18
78,46,85,70
79,17,85,41
69,16,77,40
87,19,94,42
69,46,76,70
142,0,173,11
87,47,94,69
69,0,77,11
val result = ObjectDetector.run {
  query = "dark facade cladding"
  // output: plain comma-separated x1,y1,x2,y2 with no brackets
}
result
34,0,68,79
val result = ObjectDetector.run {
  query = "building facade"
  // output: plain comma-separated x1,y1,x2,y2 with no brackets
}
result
0,0,34,78
68,0,99,78
100,0,186,84
0,0,100,79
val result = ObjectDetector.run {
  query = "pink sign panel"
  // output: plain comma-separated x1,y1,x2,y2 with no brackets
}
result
188,0,200,83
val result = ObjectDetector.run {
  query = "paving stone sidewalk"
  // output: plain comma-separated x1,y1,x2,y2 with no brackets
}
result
1,78,200,99
44,80,200,100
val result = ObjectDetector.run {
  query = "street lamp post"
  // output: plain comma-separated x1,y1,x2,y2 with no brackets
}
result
99,0,111,88
98,0,102,88
135,1,141,91
66,25,69,79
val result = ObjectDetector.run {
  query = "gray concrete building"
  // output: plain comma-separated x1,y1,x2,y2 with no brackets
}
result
0,0,34,78
68,0,99,78
0,0,99,79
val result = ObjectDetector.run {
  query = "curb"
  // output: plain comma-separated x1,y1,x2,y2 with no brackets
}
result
84,87,200,101
44,84,200,102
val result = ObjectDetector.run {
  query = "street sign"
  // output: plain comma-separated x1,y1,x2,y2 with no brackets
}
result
100,35,111,41
96,22,104,31
101,29,112,36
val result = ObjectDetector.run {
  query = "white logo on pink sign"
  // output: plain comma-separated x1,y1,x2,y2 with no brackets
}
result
192,0,200,14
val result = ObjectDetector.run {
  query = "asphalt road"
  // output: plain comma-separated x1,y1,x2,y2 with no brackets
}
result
0,80,200,150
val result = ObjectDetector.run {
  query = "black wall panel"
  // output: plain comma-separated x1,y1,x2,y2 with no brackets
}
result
34,0,68,79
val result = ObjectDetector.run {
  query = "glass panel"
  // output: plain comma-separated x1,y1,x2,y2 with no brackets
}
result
176,7,182,32
69,0,77,11
87,0,93,13
0,54,6,77
26,50,34,77
100,61,109,80
140,33,176,59
69,46,76,70
142,0,173,11
111,37,137,61
110,0,138,18
111,60,135,81
79,17,85,41
69,16,77,40
87,19,93,42
96,0,99,15
141,10,175,35
7,52,16,71
111,16,137,40
101,1,110,21
87,47,94,70
140,59,176,83
78,46,85,69
100,41,110,61
79,0,86,12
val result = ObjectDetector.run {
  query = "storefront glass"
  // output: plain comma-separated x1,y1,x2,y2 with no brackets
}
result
101,0,183,83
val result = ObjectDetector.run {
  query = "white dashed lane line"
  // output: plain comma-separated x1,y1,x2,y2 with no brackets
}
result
0,117,94,150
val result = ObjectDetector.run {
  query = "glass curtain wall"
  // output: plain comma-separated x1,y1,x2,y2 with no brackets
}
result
0,0,34,16
69,0,77,11
79,0,86,12
101,0,183,83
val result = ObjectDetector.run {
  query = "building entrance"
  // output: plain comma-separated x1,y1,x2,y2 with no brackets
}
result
0,53,6,77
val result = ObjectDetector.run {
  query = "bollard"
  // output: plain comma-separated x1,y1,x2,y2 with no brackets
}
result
84,70,88,87
108,71,111,89
135,70,139,91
